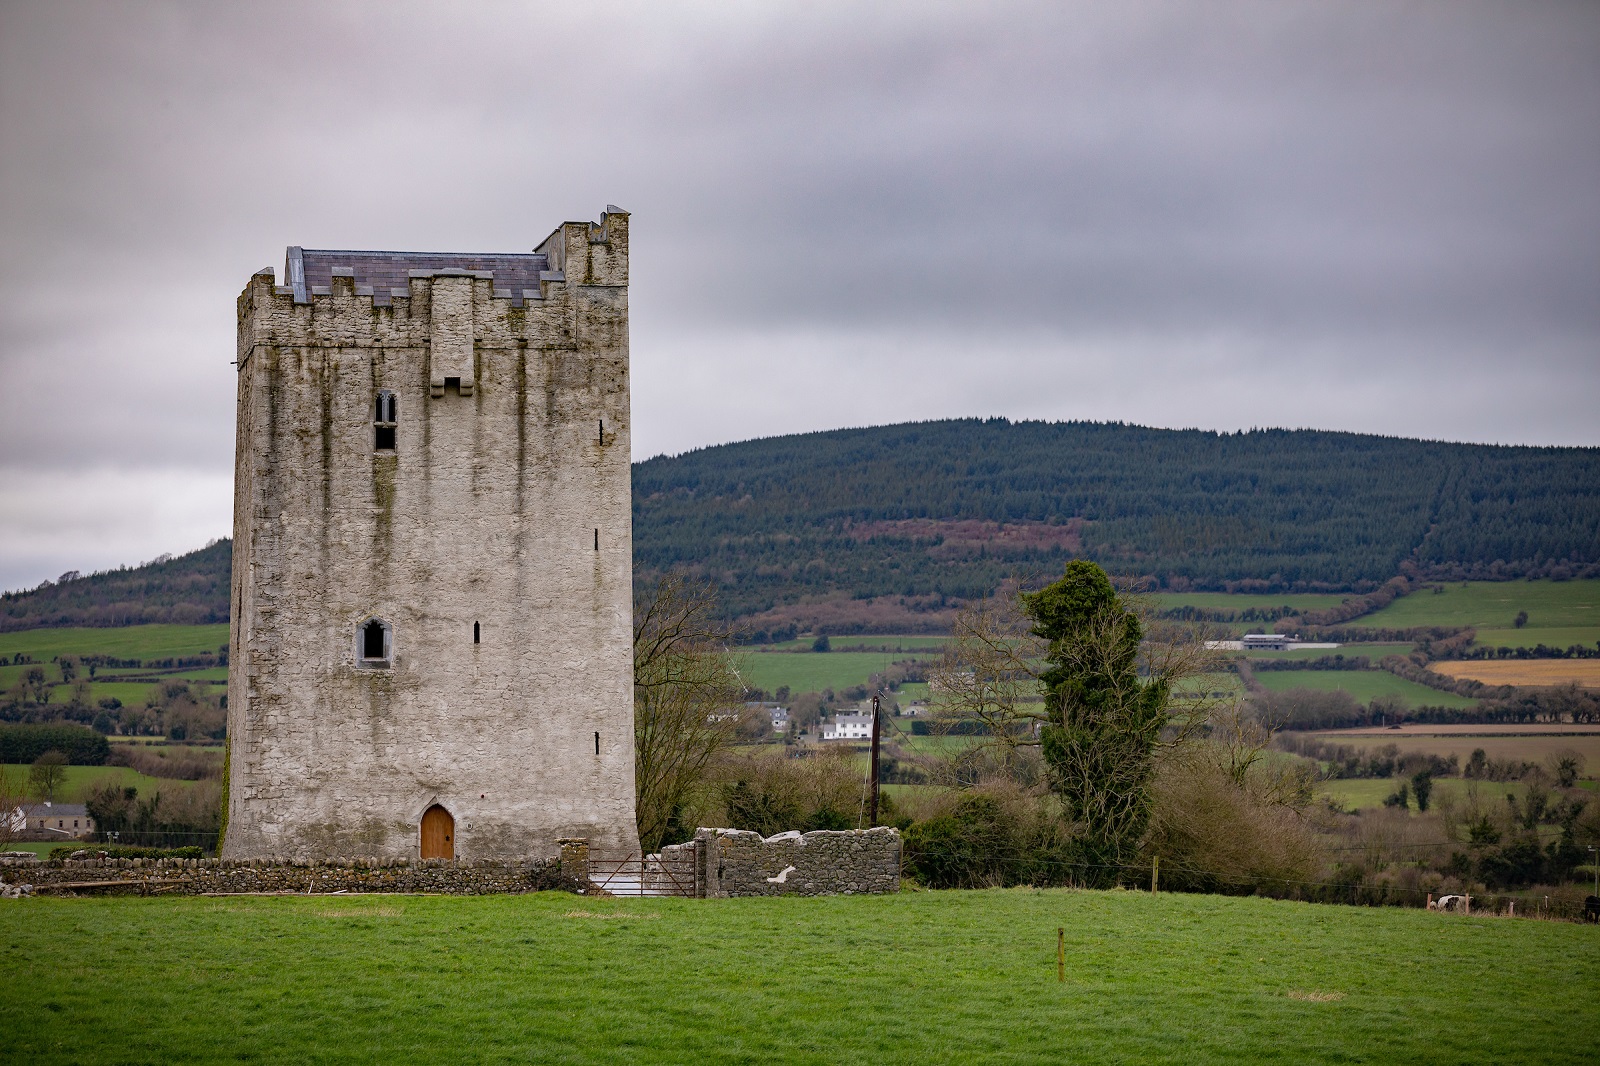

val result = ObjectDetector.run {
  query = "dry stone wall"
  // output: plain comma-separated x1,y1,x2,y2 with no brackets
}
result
694,827,900,897
0,854,579,896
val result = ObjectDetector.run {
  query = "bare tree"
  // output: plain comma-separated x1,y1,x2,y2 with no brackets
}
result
0,764,31,847
633,574,744,854
28,751,69,804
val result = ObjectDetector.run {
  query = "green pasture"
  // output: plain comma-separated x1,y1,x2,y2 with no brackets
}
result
1172,672,1247,699
1,764,193,804
893,681,930,704
736,650,936,696
1472,626,1600,652
3,890,1595,1065
1302,731,1600,768
756,635,949,653
1357,579,1600,642
0,623,229,663
1146,592,1352,613
1253,669,1480,709
1246,642,1413,662
1316,777,1525,813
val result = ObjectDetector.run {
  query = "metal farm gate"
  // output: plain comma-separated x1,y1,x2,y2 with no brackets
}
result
587,845,701,897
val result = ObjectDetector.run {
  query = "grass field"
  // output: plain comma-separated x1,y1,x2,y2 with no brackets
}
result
1253,669,1481,709
1316,777,1524,812
1432,660,1600,689
1474,626,1600,651
1246,642,1413,661
1,890,1594,1065
1145,592,1352,613
0,623,230,662
755,635,950,653
1,764,194,804
736,650,938,696
1302,731,1600,768
1357,579,1600,647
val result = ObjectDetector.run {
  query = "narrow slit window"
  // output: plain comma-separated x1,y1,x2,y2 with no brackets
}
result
594,731,600,755
360,618,391,662
374,389,397,451
473,621,480,644
599,418,604,443
594,528,599,551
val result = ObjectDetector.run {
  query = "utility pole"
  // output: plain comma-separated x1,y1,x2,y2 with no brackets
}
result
869,694,882,826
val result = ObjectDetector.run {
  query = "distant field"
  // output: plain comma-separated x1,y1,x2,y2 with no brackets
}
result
1,764,196,804
1357,580,1600,644
755,635,949,653
1172,672,1247,699
1432,660,1600,689
1473,626,1600,651
0,624,229,662
1254,669,1480,709
1144,592,1351,613
1303,731,1600,767
1246,642,1413,661
735,650,937,696
1317,777,1524,812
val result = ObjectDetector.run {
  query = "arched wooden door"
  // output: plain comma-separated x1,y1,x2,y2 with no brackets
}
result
420,804,454,860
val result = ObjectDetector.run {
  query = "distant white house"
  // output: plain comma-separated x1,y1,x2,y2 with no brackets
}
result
7,801,94,838
821,712,874,741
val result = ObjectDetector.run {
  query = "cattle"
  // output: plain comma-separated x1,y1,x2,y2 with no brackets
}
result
1584,896,1600,923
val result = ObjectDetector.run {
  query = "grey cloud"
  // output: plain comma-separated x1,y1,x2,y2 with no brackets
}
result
1,0,1597,591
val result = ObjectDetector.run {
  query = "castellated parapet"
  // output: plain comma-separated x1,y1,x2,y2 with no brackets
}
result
224,209,638,861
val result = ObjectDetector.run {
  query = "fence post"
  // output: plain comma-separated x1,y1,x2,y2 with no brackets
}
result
1151,856,1160,894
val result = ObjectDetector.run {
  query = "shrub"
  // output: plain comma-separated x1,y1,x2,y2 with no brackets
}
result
904,781,1074,889
1144,754,1321,895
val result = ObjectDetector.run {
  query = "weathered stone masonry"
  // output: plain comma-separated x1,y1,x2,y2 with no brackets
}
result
685,827,901,897
226,209,638,862
2,855,577,896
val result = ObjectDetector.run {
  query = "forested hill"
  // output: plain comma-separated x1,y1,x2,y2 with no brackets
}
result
4,420,1598,632
633,420,1600,619
0,539,231,632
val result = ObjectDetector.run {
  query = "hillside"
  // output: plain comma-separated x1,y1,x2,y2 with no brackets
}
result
635,420,1600,626
0,540,231,633
4,420,1598,633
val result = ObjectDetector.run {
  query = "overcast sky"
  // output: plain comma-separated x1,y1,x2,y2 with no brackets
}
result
1,1,1597,593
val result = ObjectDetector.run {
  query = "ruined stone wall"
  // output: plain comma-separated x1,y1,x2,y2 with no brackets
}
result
226,210,637,861
1,854,579,896
695,827,901,897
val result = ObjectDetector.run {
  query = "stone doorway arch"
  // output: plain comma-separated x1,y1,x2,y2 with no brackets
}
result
420,804,454,860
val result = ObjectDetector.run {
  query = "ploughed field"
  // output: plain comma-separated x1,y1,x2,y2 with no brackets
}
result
1432,659,1600,688
2,889,1595,1065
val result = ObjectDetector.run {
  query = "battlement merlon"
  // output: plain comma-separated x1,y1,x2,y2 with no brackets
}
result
536,206,629,288
233,207,629,366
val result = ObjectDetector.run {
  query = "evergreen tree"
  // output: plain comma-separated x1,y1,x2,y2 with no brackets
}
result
1024,561,1169,883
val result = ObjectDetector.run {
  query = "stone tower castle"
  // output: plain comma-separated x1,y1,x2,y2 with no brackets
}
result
223,208,638,861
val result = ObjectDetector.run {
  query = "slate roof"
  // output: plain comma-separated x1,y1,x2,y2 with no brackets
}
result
284,247,552,307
